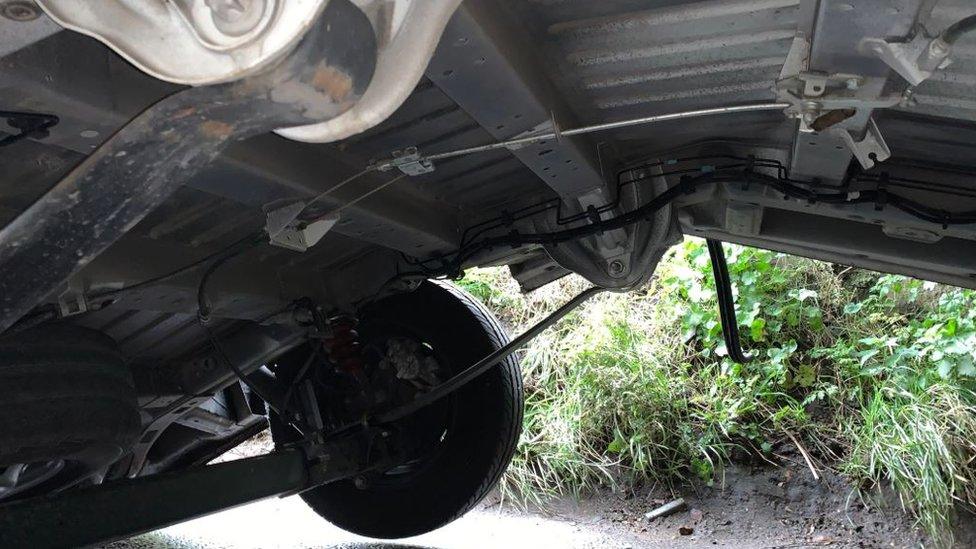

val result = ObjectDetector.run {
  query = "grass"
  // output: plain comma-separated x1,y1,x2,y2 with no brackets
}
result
456,238,976,546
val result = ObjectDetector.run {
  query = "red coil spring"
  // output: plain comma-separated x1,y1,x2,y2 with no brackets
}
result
323,317,365,378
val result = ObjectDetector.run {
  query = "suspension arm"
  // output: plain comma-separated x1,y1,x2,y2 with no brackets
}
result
0,422,412,548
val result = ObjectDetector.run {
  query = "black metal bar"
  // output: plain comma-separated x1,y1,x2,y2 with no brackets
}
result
0,0,376,333
377,285,605,424
0,110,59,147
0,449,308,549
706,239,753,364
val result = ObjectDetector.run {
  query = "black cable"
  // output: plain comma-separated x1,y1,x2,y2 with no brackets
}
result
4,232,265,335
202,323,279,413
193,232,287,411
196,234,264,324
706,239,752,364
942,14,976,45
190,230,323,417
89,231,264,304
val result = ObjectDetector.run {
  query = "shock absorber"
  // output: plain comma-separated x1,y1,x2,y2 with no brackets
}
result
323,317,366,379
322,316,376,418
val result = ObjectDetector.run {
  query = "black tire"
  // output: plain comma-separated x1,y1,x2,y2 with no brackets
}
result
0,325,141,495
271,280,523,539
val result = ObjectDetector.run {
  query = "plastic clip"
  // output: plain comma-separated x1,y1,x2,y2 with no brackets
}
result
874,173,889,212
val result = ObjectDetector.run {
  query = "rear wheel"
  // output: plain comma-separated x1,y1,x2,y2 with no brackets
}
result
270,280,523,538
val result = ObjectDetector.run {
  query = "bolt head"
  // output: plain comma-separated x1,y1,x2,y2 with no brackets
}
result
607,260,626,276
929,39,949,57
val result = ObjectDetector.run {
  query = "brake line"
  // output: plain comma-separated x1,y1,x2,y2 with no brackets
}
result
374,103,790,171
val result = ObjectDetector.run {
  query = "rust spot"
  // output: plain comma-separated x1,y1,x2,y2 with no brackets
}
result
200,120,233,139
172,106,196,120
810,108,856,132
311,64,353,102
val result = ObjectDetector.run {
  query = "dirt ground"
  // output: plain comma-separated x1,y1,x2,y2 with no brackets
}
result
211,431,976,548
496,463,931,548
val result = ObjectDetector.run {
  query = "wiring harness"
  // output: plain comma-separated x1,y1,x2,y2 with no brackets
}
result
399,155,976,280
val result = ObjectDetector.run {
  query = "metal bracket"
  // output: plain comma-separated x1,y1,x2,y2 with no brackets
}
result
386,146,435,176
833,117,891,170
57,282,88,317
862,33,952,86
265,202,339,252
776,70,898,177
775,72,903,123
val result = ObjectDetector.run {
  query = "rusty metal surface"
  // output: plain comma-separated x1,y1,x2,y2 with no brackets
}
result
0,0,378,333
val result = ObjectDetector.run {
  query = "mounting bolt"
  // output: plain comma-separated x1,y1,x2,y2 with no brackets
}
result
205,0,267,37
607,260,626,276
800,100,821,125
353,476,368,490
929,38,950,58
846,78,860,90
901,88,918,108
1,1,40,21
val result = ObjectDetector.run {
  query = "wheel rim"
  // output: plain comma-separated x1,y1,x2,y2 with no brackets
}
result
356,329,458,488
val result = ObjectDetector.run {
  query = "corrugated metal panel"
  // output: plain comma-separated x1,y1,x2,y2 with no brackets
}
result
73,308,228,363
514,0,797,123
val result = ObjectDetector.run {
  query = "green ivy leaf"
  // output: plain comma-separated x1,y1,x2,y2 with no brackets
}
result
606,436,625,454
796,364,816,387
942,319,958,337
750,318,767,341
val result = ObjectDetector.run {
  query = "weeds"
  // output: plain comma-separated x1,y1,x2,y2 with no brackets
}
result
457,238,976,545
